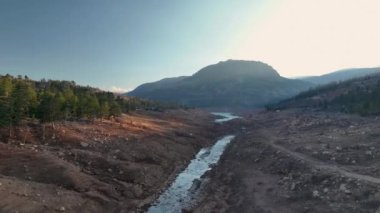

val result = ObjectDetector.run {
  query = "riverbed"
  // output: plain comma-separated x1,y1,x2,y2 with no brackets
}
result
147,112,239,213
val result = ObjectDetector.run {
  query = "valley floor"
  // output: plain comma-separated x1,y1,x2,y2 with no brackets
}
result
193,109,380,213
3,108,380,213
0,109,222,213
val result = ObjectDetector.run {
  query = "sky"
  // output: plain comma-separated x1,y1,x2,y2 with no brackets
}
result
0,0,379,92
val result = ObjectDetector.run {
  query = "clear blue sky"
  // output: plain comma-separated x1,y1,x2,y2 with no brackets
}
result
1,0,379,91
0,0,267,91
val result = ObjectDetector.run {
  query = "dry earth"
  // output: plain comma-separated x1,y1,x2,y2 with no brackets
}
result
3,108,380,213
193,109,380,213
0,109,223,213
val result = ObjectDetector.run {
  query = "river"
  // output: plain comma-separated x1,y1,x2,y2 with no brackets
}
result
147,112,239,213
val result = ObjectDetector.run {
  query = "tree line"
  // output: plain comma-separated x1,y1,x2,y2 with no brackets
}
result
266,74,380,116
332,80,380,115
0,74,178,131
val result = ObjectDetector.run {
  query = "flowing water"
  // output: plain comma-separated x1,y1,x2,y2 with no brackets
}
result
212,112,241,123
147,112,239,213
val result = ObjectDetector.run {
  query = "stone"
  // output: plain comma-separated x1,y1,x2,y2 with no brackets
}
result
339,184,346,191
339,184,351,194
290,182,297,191
312,190,320,198
80,142,89,147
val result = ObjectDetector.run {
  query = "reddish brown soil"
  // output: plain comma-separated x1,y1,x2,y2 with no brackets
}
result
0,109,223,213
193,109,380,213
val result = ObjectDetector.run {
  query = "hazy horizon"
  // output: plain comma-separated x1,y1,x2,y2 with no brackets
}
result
1,0,379,92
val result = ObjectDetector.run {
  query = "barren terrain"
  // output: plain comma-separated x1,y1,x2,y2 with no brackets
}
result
0,109,222,212
3,108,380,213
193,109,380,213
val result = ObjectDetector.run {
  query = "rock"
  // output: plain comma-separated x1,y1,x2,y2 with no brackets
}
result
323,188,329,193
312,190,320,198
339,184,351,194
59,206,65,212
191,179,202,191
336,146,342,151
80,142,89,147
339,184,346,190
108,168,113,173
290,182,297,191
131,185,143,198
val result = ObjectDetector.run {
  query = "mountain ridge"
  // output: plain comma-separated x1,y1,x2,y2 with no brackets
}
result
128,60,312,108
300,67,380,85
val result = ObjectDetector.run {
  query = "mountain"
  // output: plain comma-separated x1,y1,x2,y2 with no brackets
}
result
300,67,380,85
127,60,312,108
270,72,380,115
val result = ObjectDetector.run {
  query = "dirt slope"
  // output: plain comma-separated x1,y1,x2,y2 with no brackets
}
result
0,109,219,213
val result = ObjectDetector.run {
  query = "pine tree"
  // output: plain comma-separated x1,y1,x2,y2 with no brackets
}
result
99,102,110,119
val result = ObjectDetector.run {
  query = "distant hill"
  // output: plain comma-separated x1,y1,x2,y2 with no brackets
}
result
300,67,380,85
270,73,380,115
127,60,312,108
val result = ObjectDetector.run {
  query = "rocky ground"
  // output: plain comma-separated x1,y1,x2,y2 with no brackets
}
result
193,109,380,213
0,109,224,213
3,108,380,213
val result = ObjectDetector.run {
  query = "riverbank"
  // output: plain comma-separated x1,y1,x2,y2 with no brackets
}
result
193,109,380,213
0,109,220,212
148,113,240,213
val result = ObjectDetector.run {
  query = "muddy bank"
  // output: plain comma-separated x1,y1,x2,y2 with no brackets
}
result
0,109,224,212
193,109,380,213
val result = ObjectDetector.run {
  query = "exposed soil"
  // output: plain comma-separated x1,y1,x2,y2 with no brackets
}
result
0,109,228,213
193,109,380,213
3,108,380,213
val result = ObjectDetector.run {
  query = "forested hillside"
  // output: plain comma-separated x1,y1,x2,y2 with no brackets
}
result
269,73,380,116
0,74,175,129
